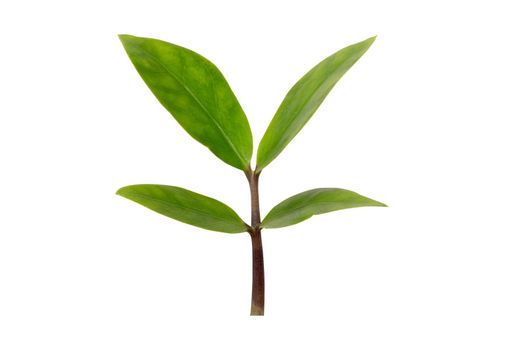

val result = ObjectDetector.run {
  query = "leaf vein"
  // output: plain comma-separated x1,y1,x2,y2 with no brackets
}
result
140,48,247,167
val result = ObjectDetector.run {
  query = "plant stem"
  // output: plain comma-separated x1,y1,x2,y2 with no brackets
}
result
246,169,264,316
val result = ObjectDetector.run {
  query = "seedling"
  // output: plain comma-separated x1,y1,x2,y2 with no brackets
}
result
117,34,386,315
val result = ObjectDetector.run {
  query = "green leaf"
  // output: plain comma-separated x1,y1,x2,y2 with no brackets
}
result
117,184,248,233
256,36,376,171
119,34,253,171
261,188,386,229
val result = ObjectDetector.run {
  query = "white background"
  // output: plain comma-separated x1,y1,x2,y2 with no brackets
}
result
1,0,524,348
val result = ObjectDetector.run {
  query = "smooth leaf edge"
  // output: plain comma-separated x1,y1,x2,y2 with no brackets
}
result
118,34,253,171
255,35,377,171
116,184,249,234
261,188,387,229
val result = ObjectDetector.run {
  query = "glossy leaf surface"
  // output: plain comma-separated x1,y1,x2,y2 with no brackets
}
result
256,36,376,170
117,184,247,233
261,188,386,229
119,35,253,170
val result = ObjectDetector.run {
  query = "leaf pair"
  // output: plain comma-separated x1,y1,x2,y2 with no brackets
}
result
118,34,375,172
117,185,386,232
117,35,385,233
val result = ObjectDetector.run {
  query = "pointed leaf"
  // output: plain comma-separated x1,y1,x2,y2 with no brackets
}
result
119,34,253,170
117,184,248,233
256,36,376,170
261,188,386,229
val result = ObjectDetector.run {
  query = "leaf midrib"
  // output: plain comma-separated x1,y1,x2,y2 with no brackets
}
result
139,48,247,168
265,197,369,223
127,192,243,228
262,56,345,165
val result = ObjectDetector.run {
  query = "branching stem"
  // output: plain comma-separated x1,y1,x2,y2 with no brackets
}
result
245,168,264,316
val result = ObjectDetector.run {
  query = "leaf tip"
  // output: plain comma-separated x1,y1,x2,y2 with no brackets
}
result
118,34,138,48
362,35,377,48
375,200,388,207
115,186,130,197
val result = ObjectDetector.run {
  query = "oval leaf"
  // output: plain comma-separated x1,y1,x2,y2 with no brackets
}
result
119,34,253,170
117,184,248,233
261,188,386,229
256,36,376,170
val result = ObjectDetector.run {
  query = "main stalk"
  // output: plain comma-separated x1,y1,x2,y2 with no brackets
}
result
246,168,264,316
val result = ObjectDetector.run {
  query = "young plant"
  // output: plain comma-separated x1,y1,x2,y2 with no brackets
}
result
117,34,386,316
